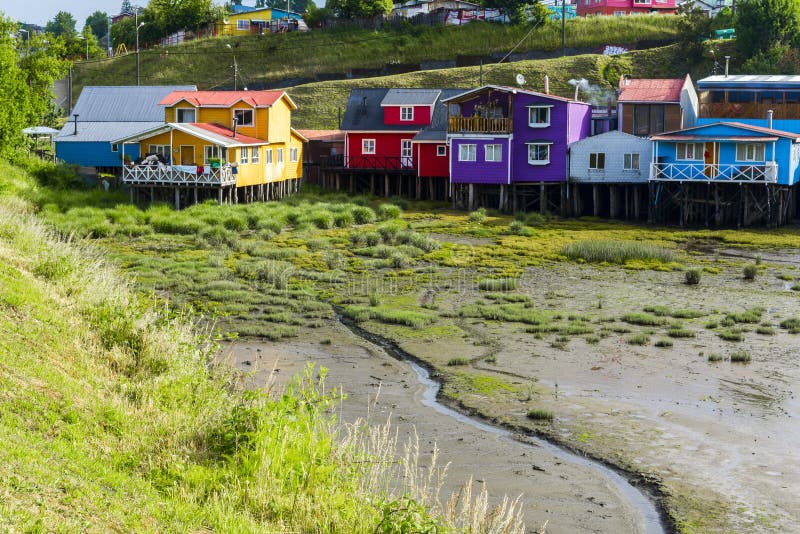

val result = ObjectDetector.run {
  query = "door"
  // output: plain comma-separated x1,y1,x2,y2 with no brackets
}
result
401,139,413,168
703,142,718,178
180,145,195,165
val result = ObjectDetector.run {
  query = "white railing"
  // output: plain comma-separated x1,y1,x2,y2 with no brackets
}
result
123,164,236,186
649,162,778,183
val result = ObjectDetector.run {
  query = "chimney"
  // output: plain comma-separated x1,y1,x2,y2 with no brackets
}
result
724,56,730,78
72,113,79,136
573,83,580,102
543,74,550,95
767,109,774,129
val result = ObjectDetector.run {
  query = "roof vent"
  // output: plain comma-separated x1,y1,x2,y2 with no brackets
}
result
73,113,79,136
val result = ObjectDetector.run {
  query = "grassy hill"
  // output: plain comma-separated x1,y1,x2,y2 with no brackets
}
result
72,15,680,97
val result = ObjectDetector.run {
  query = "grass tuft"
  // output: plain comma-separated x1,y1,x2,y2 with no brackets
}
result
526,409,554,421
562,240,675,264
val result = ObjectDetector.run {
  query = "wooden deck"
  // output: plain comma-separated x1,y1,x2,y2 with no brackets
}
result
447,116,512,134
650,162,778,183
123,164,236,187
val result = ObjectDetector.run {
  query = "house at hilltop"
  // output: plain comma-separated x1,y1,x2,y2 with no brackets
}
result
218,6,305,36
115,89,305,208
55,85,195,172
576,0,676,17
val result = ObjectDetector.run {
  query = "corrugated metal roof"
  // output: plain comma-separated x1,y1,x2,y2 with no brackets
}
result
160,90,293,108
341,88,466,132
618,78,685,103
296,129,345,142
651,135,779,142
698,74,800,88
380,89,441,107
56,121,166,142
412,130,447,141
442,85,578,104
71,85,196,122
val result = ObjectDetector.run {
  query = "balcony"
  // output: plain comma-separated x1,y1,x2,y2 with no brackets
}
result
447,116,512,134
123,164,236,186
650,162,778,183
699,102,800,120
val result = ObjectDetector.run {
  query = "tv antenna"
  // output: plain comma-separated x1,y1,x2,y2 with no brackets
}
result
516,73,526,88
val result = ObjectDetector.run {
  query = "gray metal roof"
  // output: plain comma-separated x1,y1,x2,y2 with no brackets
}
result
412,130,447,141
380,88,441,107
71,85,196,122
56,121,166,142
341,88,465,132
698,75,800,89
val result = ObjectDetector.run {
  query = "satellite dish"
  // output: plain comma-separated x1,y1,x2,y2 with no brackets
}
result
516,73,526,87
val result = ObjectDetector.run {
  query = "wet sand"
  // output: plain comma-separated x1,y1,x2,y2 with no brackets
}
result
219,320,650,534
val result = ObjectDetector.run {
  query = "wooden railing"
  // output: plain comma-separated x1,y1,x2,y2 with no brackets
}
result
448,116,512,134
650,162,778,183
324,155,414,171
699,102,800,120
123,164,236,186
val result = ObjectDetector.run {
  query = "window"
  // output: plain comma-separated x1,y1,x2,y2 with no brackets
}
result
234,109,254,127
204,145,223,164
589,152,605,170
676,143,704,160
400,106,414,121
458,144,476,161
237,19,250,30
527,143,550,165
633,0,651,4
362,139,375,154
623,153,640,170
485,144,502,162
251,146,260,164
111,143,118,152
148,144,170,158
176,108,196,123
436,145,447,157
736,143,765,162
277,148,284,164
265,149,273,164
614,10,626,15
528,106,551,127
633,104,665,136
240,147,248,164
290,147,298,162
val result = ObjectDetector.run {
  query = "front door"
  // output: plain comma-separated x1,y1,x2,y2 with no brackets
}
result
401,139,413,168
180,145,195,165
703,142,718,178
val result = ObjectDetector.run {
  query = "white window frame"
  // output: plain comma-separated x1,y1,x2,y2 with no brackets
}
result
458,144,476,161
237,19,250,30
736,143,765,162
240,147,248,164
614,10,626,16
400,106,414,121
362,139,376,154
623,153,640,170
251,146,260,164
277,148,284,164
204,145,223,164
676,142,704,161
436,145,447,157
111,143,118,152
527,106,551,128
265,148,273,164
485,144,502,162
589,152,605,170
148,144,170,158
290,147,299,162
175,108,196,123
233,108,254,127
527,143,550,165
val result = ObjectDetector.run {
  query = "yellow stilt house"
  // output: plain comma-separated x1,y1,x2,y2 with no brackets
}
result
117,90,305,208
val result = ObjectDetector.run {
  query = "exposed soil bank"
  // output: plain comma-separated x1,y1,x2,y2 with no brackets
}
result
220,319,662,534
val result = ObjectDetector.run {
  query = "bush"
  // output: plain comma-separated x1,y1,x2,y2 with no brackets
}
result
447,357,469,366
743,264,758,280
377,203,401,220
223,215,248,232
509,220,532,236
310,211,334,229
562,240,676,264
378,223,402,243
364,231,381,246
351,205,376,224
333,211,355,228
389,251,409,268
524,212,546,226
685,269,702,285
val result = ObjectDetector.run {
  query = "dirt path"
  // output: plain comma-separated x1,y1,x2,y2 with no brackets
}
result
219,320,653,534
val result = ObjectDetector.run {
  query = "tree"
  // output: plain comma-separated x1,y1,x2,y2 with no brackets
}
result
85,11,109,39
675,3,713,61
264,0,311,13
120,0,135,16
110,16,136,49
326,0,392,18
735,0,800,56
45,11,77,37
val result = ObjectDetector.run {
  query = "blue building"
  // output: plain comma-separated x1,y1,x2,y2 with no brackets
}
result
56,85,195,171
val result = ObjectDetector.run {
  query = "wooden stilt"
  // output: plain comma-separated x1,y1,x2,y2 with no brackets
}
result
218,187,223,204
384,174,390,197
593,185,600,217
539,183,546,214
468,184,475,211
416,177,422,200
174,187,180,210
370,174,375,195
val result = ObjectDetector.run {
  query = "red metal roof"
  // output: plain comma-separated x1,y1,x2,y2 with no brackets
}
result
296,129,345,142
189,123,265,145
618,78,685,103
160,90,288,108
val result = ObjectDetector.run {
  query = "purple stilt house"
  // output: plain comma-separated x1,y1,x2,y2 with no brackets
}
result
444,84,591,212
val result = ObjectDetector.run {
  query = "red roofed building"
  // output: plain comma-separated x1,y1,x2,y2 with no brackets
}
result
618,75,698,136
576,0,676,17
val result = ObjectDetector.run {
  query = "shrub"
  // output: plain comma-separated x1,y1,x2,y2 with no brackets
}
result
333,211,355,228
150,214,204,235
349,233,365,246
377,203,401,220
447,357,469,366
743,264,758,280
468,208,487,223
389,251,409,268
364,231,381,246
478,278,518,292
526,409,554,421
524,212,546,226
223,215,248,232
200,226,239,248
684,269,702,285
351,206,376,224
730,350,752,363
378,223,402,243
562,240,675,264
310,211,334,229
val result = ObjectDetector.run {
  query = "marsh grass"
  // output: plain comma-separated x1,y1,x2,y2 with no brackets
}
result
628,333,650,345
730,350,752,363
779,317,800,333
562,240,676,264
717,329,744,342
526,409,554,421
707,352,724,362
477,278,518,292
667,326,695,338
447,357,470,366
622,312,667,326
654,339,673,348
725,307,764,324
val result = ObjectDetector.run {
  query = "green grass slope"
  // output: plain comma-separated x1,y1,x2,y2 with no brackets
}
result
72,15,679,96
0,160,522,532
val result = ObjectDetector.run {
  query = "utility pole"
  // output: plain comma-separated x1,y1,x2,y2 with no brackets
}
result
68,67,73,115
226,44,238,90
561,0,566,56
107,16,112,56
135,14,145,86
